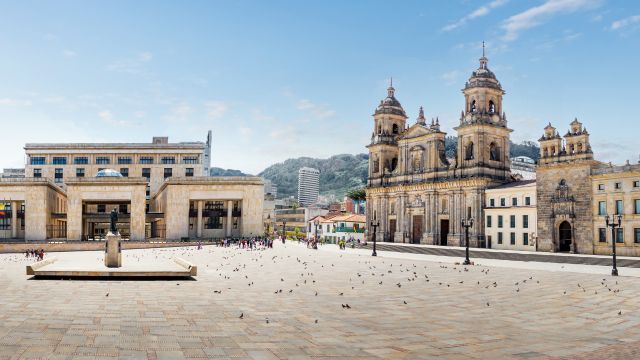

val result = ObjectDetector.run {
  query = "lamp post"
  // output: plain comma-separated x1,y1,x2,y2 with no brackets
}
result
605,214,622,276
370,217,380,257
461,217,474,266
314,219,320,244
282,221,287,244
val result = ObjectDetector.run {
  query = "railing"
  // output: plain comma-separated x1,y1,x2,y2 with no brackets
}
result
336,227,365,233
46,224,67,239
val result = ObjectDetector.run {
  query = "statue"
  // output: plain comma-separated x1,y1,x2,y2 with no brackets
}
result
109,208,118,234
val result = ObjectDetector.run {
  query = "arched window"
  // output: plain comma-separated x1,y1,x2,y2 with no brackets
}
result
470,100,476,113
570,144,575,154
377,125,382,134
577,143,583,152
559,179,566,186
489,100,495,113
441,198,448,212
543,147,548,158
392,124,399,134
551,146,556,156
489,142,500,161
391,157,398,171
465,142,474,160
372,157,380,173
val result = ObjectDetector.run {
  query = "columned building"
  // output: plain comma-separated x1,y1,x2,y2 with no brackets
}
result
366,50,512,246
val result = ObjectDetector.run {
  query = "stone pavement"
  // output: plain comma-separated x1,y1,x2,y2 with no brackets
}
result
0,241,639,359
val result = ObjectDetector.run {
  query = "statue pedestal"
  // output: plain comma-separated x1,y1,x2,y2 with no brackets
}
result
104,232,122,268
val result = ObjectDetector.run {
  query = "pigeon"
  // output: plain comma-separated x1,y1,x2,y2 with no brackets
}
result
105,293,109,297
315,319,318,324
618,311,622,316
239,313,244,319
403,301,407,304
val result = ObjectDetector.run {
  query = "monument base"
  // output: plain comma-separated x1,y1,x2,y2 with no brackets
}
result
104,232,122,268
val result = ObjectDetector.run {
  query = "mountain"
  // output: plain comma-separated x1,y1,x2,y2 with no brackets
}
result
209,167,250,177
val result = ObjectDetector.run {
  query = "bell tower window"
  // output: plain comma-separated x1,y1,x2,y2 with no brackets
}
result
465,142,474,160
489,142,500,161
489,100,495,113
470,100,476,113
392,124,399,134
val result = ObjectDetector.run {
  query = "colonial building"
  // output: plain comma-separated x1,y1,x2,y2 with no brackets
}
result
484,180,537,251
366,50,512,246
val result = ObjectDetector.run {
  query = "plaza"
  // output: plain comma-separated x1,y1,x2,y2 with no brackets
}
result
0,242,639,359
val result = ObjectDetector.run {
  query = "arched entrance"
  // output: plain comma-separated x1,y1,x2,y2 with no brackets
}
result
558,221,572,252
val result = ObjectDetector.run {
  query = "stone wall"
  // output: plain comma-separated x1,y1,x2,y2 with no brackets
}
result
0,241,205,254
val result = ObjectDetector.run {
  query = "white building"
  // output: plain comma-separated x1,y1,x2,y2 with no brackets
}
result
484,180,537,250
307,214,366,243
510,156,536,180
297,167,320,206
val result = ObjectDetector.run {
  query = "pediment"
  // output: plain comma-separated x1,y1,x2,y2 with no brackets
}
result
400,123,431,139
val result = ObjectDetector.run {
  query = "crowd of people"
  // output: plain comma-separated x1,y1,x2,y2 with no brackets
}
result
25,248,45,260
213,237,275,250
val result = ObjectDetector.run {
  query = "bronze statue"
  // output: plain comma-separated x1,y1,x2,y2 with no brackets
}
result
110,208,118,234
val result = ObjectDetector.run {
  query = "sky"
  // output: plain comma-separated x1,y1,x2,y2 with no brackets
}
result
0,0,639,174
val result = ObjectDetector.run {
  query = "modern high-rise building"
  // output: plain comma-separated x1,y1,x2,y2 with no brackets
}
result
297,167,320,206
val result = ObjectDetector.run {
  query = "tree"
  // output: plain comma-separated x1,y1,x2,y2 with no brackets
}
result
346,188,366,201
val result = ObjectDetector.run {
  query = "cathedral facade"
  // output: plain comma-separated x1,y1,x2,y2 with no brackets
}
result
366,53,512,247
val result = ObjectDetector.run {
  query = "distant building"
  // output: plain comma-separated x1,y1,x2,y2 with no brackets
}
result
263,179,278,199
510,156,536,180
275,206,327,235
484,180,537,251
297,167,320,206
1,168,25,178
307,214,366,243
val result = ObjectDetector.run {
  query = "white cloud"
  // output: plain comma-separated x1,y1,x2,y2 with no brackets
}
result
0,98,32,106
98,110,129,126
501,0,602,41
441,70,461,86
611,15,640,30
63,49,77,58
296,99,336,119
205,100,228,119
106,51,154,74
164,102,192,123
442,0,509,31
238,126,252,141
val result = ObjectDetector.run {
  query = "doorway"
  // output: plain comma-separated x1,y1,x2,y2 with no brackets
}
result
389,219,396,242
412,215,423,244
558,221,572,252
440,219,449,246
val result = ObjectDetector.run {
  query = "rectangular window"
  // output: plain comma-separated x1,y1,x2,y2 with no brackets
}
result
119,204,128,214
139,156,154,164
97,204,106,213
30,157,46,165
634,181,640,188
523,215,529,229
497,215,503,228
76,168,85,177
486,215,492,228
161,156,176,164
598,184,605,191
510,232,516,245
615,182,622,190
500,198,506,207
490,199,495,207
523,233,529,246
512,197,517,206
183,156,199,164
616,200,623,215
74,157,88,165
599,228,607,243
616,228,624,243
164,168,172,179
142,168,151,180
635,228,640,244
598,201,606,216
497,232,503,244
33,169,42,178
635,199,640,214
117,157,132,165
120,168,129,177
52,157,67,165
510,215,516,228
525,197,531,206
96,156,110,165
54,168,63,183
185,168,194,177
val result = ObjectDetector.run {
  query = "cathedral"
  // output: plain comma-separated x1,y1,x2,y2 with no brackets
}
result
365,50,513,246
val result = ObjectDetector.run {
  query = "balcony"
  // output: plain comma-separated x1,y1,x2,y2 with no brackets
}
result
336,226,365,233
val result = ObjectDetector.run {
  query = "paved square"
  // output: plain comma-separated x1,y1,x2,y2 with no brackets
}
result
1,242,639,359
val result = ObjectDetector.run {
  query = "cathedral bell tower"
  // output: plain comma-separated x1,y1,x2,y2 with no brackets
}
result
454,43,512,180
367,80,407,185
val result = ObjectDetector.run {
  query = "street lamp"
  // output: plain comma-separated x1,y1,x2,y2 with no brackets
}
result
461,217,474,266
370,216,380,257
314,219,320,243
282,220,287,244
605,214,623,276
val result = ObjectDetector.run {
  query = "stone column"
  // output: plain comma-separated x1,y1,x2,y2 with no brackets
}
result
226,200,233,237
130,186,146,241
11,201,18,239
196,200,203,238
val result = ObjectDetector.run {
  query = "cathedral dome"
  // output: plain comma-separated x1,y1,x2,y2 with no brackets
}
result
96,169,123,177
374,81,407,117
464,45,503,92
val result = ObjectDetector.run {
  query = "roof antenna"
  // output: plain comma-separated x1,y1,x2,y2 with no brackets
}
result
482,41,485,57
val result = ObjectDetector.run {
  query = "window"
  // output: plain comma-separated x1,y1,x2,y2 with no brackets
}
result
598,184,605,191
635,199,640,214
118,157,132,165
142,168,151,180
146,185,150,198
96,156,110,165
500,198,506,207
634,181,640,188
161,156,176,164
510,232,516,245
598,201,606,216
486,215,492,228
599,228,607,243
52,157,67,165
489,142,500,161
54,168,63,183
185,168,194,177
616,200,623,215
635,228,640,244
523,233,529,246
33,169,42,178
510,215,516,228
497,215,503,228
74,157,88,165
392,123,399,134
523,215,529,229
119,204,128,214
139,156,154,164
76,168,85,177
512,197,517,206
615,182,622,190
525,197,531,206
0,203,10,230
183,156,199,164
164,168,172,179
490,199,495,207
120,168,129,177
497,232,503,244
616,228,624,243
97,204,106,213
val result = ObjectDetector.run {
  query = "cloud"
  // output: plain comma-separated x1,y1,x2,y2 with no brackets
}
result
0,98,32,106
106,51,154,74
441,70,461,86
296,99,336,119
611,15,640,30
205,100,228,119
442,0,509,31
238,126,252,141
501,0,602,41
98,110,129,126
164,102,192,123
63,49,77,58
